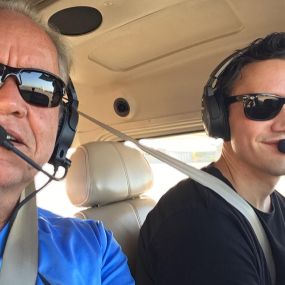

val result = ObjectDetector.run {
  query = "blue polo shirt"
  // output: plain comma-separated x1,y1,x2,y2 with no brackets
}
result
0,208,134,285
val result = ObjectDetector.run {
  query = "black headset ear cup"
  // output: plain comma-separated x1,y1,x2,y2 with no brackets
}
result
48,80,79,169
202,86,230,140
201,51,242,140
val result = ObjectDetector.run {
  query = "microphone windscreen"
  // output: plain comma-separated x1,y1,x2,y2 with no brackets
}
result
278,140,285,153
0,126,7,144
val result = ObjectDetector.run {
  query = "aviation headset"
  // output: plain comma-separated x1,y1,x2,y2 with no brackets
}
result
202,51,243,141
48,80,79,170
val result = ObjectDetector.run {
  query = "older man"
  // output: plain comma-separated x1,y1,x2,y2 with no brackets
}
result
0,1,134,284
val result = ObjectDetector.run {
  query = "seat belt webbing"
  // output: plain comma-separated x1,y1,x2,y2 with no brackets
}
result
0,182,38,285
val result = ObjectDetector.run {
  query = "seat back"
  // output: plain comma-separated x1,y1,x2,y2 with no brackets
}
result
65,141,155,274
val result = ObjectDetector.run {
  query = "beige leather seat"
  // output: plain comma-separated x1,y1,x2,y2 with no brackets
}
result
65,141,156,275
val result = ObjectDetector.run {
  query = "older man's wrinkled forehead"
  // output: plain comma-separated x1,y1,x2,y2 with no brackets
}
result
0,9,59,75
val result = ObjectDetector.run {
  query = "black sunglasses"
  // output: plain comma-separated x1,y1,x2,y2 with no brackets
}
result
0,63,66,107
225,93,285,121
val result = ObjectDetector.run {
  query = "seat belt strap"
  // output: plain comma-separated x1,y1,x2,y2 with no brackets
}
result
0,182,38,285
79,111,276,285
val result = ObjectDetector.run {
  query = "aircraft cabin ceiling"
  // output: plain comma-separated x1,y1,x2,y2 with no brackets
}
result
30,0,285,145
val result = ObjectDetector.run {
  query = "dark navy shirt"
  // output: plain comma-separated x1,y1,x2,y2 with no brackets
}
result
136,166,285,285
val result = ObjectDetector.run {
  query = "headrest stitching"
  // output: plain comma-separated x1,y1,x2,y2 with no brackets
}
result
74,146,91,207
111,143,131,198
125,201,142,227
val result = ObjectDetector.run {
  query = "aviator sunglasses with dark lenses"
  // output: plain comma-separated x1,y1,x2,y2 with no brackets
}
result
0,63,65,107
225,93,285,121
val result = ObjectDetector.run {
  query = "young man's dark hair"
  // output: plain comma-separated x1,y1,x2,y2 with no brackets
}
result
217,32,285,100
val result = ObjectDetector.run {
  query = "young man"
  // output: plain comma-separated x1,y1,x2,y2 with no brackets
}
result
136,32,285,285
0,1,134,284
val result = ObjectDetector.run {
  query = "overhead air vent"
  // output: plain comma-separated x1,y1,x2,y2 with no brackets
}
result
48,6,102,36
114,98,131,117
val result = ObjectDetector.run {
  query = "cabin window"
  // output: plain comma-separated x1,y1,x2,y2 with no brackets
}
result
133,132,223,201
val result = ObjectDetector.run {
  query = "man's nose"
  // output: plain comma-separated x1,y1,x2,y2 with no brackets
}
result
0,78,28,118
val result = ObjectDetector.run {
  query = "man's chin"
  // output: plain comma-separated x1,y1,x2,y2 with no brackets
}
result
0,167,35,190
265,164,285,178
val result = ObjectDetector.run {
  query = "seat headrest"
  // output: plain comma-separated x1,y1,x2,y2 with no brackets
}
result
66,142,153,207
